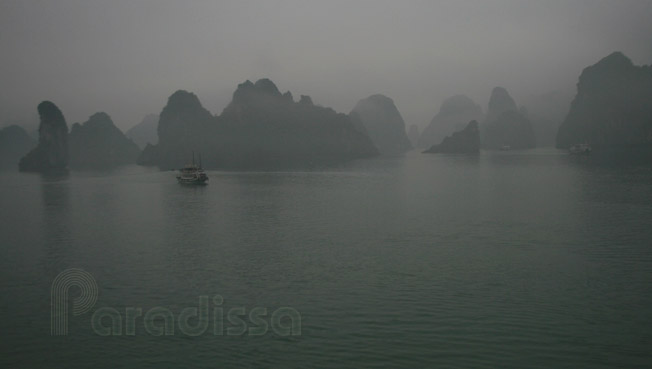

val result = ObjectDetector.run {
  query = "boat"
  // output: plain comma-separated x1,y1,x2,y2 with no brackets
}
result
500,145,511,151
176,152,208,185
569,143,592,155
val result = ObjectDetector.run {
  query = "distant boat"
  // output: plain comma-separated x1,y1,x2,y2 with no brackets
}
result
500,145,511,151
569,143,592,155
176,152,208,185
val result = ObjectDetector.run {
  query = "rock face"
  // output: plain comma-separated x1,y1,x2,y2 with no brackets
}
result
19,101,69,172
418,95,483,148
349,94,412,154
407,124,420,148
424,120,480,154
68,112,141,169
0,125,35,170
126,114,159,149
485,87,517,122
147,90,214,168
215,79,379,168
139,79,378,169
482,87,536,149
348,111,369,135
556,52,652,149
158,90,214,146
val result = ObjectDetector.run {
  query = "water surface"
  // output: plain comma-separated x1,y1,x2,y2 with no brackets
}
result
1,149,652,368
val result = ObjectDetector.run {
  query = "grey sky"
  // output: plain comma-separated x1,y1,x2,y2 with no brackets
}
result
1,0,651,131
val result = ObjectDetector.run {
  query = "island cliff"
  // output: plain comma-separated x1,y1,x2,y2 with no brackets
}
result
140,90,213,168
482,87,535,150
556,52,652,150
349,94,412,155
19,101,69,172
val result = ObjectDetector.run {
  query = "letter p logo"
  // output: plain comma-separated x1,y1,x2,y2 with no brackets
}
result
51,268,98,336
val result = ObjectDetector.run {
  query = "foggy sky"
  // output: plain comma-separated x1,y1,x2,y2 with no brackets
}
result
1,0,651,131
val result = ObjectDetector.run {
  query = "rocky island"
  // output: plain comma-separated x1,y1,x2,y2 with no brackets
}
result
556,52,652,152
418,95,483,149
481,87,536,150
18,101,69,172
140,78,378,169
68,112,141,169
349,94,412,155
0,125,35,170
423,120,480,154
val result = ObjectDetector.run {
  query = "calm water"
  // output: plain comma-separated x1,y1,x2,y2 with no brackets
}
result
1,149,652,368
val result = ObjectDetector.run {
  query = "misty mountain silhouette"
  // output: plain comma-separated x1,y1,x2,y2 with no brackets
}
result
556,52,652,150
126,114,159,149
0,125,35,170
350,94,412,155
424,120,480,154
19,101,69,172
482,87,536,150
69,112,141,169
418,95,483,149
139,79,378,169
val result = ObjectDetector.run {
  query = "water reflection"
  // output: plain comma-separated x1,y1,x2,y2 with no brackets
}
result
231,173,288,258
40,171,72,273
2,152,652,368
159,181,215,277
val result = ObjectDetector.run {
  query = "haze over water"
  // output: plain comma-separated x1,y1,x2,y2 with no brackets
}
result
2,1,652,367
2,150,652,368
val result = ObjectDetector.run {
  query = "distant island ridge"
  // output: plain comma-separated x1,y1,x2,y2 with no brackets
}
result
2,51,651,171
138,79,378,170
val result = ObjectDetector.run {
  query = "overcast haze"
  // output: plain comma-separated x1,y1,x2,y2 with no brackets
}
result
1,0,651,131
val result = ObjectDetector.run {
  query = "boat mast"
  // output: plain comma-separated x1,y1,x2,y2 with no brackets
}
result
192,150,195,165
198,153,202,169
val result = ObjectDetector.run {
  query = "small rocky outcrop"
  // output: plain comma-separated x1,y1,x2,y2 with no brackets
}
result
556,52,652,149
0,125,35,170
418,95,483,148
19,101,69,172
482,87,536,150
424,120,480,154
350,94,412,155
68,112,141,169
126,114,159,149
299,95,313,106
282,91,294,101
